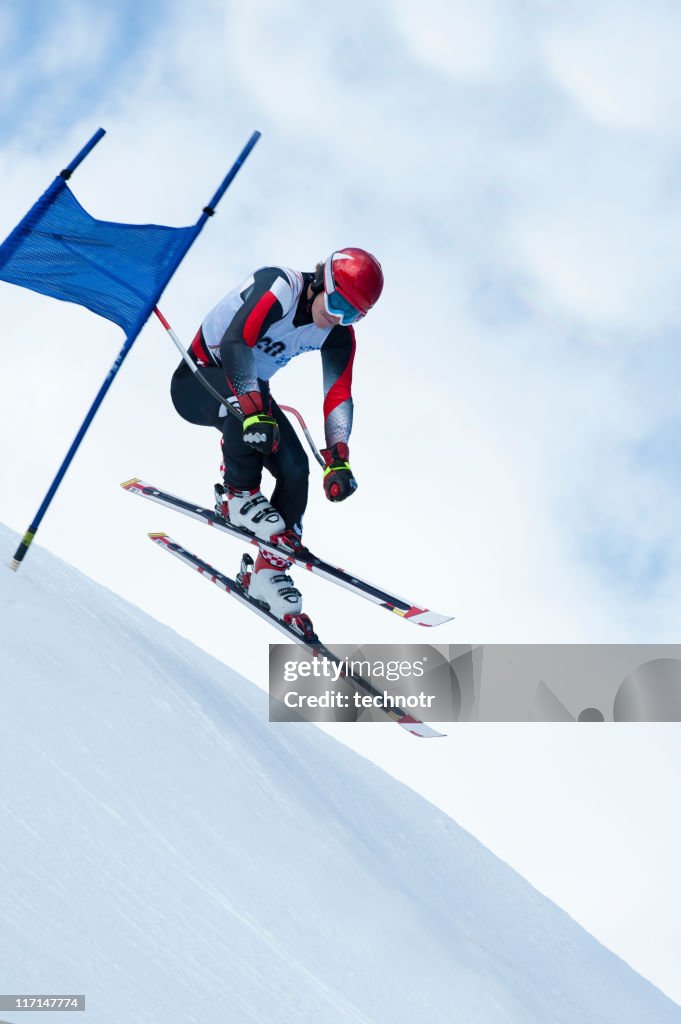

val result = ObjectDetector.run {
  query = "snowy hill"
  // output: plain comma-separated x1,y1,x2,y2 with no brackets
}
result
0,521,679,1024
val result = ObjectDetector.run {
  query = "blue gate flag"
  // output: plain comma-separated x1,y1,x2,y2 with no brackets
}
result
5,126,261,572
0,183,197,336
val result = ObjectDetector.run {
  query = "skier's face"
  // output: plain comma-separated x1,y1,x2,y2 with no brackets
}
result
311,292,341,329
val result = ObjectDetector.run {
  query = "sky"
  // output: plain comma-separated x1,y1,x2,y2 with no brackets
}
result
1,0,680,1006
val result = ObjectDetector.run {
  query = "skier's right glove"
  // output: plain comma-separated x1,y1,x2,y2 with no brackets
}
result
242,413,280,454
322,443,357,502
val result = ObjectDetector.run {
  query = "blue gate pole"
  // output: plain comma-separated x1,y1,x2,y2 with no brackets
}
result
10,130,261,570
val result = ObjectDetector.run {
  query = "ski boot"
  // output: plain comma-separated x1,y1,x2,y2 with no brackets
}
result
215,484,310,559
237,552,317,640
214,482,284,542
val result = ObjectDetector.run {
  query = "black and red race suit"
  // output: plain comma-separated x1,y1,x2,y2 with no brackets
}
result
171,266,356,534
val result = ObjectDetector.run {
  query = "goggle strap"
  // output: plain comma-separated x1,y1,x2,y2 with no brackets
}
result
324,254,335,295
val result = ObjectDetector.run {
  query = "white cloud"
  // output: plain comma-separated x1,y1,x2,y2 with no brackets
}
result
510,198,681,332
392,0,521,82
38,1,118,77
542,1,681,134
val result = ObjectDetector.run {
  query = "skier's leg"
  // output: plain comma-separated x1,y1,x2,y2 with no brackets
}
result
246,395,307,616
170,361,226,426
265,397,310,536
219,381,285,540
219,405,263,490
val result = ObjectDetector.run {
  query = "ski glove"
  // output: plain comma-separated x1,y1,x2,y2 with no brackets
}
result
322,442,357,502
242,413,279,454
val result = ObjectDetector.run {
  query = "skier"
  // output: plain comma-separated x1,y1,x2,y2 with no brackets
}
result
170,247,384,624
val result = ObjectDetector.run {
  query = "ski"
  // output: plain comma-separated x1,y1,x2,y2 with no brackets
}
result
122,478,453,628
148,532,445,739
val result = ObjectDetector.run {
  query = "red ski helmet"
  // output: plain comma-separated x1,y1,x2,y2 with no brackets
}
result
319,248,384,324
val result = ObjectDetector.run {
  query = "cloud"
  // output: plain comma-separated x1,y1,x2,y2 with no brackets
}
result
0,0,171,143
392,0,523,82
509,192,681,333
542,1,681,135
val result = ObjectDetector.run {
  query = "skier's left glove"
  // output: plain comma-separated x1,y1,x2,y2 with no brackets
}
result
322,443,357,502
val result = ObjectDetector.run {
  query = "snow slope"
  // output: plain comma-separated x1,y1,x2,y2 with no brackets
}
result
0,522,679,1024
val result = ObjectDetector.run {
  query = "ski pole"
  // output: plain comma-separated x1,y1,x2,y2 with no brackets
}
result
154,307,242,418
154,308,325,468
278,405,325,469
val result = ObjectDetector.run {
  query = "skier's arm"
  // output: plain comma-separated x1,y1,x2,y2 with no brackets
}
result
219,268,292,416
320,325,355,447
320,326,357,502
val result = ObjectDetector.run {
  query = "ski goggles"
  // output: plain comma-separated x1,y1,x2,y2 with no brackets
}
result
322,288,364,326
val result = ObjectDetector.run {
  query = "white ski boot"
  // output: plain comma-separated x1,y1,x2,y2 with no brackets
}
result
248,547,302,614
237,551,316,639
214,483,284,542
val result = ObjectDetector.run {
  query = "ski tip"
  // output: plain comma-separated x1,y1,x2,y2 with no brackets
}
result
148,531,169,541
120,477,141,489
394,608,454,628
416,613,455,628
400,720,448,739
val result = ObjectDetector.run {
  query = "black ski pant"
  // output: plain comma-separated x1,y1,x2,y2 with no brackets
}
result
170,360,309,534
